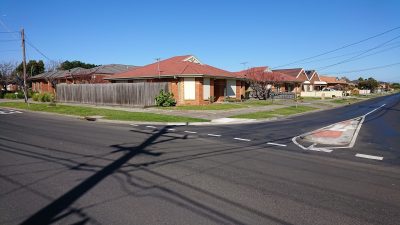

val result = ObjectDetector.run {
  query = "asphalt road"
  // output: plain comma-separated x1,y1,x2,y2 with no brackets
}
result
0,94,399,225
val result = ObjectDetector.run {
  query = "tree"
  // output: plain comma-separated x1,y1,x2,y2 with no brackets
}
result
15,60,45,77
357,77,379,92
58,60,98,70
245,68,293,100
46,60,62,72
391,83,400,90
0,61,17,92
340,76,351,83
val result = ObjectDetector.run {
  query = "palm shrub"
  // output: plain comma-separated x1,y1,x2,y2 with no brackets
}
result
155,89,176,107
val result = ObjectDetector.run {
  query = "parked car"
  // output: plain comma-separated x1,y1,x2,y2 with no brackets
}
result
322,87,337,91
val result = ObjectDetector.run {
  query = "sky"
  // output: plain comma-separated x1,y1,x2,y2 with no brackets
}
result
0,0,399,82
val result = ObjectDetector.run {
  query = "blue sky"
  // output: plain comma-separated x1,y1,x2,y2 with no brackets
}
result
1,0,399,82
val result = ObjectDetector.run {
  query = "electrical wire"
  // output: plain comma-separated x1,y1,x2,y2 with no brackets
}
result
271,26,400,69
325,62,400,74
316,34,400,71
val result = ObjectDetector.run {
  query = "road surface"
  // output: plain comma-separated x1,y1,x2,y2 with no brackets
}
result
0,93,399,225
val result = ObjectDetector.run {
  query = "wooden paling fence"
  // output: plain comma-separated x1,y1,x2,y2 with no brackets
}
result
56,82,169,106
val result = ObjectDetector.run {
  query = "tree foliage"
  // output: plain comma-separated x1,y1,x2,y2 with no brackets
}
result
357,77,379,92
245,68,290,100
0,61,17,91
391,83,400,89
15,60,45,77
59,60,98,70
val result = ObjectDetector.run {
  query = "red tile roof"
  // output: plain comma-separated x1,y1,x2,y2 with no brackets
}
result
108,55,240,80
272,68,304,78
320,76,347,84
244,67,302,83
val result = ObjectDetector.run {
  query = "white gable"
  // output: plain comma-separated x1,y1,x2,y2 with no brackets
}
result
183,56,202,64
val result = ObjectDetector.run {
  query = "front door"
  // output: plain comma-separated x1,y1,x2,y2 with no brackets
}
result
214,79,225,102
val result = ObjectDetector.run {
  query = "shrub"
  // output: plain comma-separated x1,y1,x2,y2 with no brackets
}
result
32,93,40,101
208,96,216,103
39,93,54,102
155,89,176,107
32,92,54,102
3,91,24,99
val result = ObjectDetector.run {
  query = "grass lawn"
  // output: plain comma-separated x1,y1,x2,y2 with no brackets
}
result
230,106,317,119
331,98,360,104
160,99,277,110
162,103,247,110
300,97,322,101
0,102,209,122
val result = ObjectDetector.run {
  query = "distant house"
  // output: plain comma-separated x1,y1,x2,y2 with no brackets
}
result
237,66,303,95
106,55,246,105
320,76,348,90
31,64,137,93
272,68,315,92
305,70,327,91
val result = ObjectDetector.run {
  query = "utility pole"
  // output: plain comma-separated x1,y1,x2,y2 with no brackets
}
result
21,28,28,103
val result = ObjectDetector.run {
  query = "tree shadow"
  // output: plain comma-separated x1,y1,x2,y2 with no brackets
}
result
19,126,170,225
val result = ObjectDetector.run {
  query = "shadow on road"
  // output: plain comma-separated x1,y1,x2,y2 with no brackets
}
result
19,126,170,225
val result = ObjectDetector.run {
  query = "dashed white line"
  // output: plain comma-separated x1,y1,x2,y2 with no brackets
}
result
233,138,251,142
207,134,221,137
267,142,287,147
167,128,176,131
146,126,157,129
355,153,383,161
184,131,197,134
130,124,139,126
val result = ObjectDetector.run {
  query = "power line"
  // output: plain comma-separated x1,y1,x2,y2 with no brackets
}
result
325,62,400,74
0,17,53,62
316,34,400,71
271,26,400,69
0,31,18,33
297,41,400,65
24,34,52,61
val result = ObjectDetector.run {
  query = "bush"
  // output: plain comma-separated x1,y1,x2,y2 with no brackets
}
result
32,93,40,101
32,92,54,102
4,92,21,99
155,90,176,107
208,96,216,103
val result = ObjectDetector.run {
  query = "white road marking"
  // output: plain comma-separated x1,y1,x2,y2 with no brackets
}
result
364,104,386,116
146,126,157,129
167,128,176,131
0,110,22,115
292,104,386,152
355,153,383,161
207,134,221,137
184,131,197,134
233,138,251,142
267,142,287,147
130,124,139,126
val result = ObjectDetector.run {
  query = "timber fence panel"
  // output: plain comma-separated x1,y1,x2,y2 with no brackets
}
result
56,82,169,106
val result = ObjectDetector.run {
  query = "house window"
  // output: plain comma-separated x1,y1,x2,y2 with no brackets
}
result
226,79,236,97
184,77,196,100
203,78,210,100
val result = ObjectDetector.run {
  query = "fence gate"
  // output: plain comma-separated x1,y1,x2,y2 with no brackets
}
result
56,82,169,107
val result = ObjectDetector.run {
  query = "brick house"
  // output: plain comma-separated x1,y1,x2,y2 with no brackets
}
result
237,66,303,95
272,68,313,91
320,76,348,90
305,70,327,91
106,55,246,105
31,64,137,93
